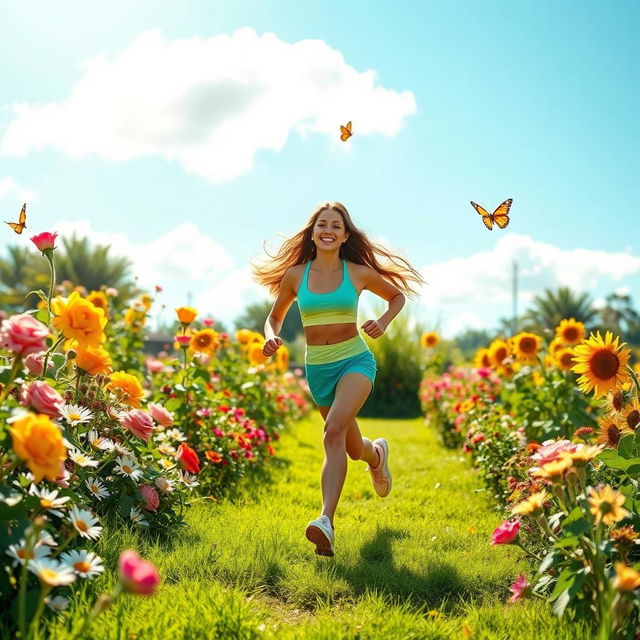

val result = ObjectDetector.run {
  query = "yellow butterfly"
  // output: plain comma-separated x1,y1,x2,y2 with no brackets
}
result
5,203,27,234
340,121,352,142
470,198,512,230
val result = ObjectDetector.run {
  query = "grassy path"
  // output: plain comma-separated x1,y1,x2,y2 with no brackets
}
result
47,414,593,639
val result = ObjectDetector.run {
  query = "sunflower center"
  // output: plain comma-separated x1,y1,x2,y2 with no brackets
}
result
427,336,436,346
196,336,212,348
519,337,537,354
599,501,612,515
626,410,640,430
563,327,579,342
591,350,620,380
74,561,91,572
612,392,623,411
75,519,88,532
494,347,507,362
560,353,574,367
607,424,622,446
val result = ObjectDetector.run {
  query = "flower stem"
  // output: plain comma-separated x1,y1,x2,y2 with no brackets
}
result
45,251,56,327
29,583,52,640
39,335,65,381
0,356,23,405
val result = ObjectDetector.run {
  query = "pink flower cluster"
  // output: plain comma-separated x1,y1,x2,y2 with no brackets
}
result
0,313,49,357
20,380,63,418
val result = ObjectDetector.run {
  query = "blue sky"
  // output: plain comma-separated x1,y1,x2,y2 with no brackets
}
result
1,0,638,337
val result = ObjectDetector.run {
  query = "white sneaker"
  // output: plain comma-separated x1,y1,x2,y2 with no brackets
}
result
367,438,392,497
305,514,335,557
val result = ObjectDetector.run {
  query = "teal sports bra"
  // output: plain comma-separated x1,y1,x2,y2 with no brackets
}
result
297,260,359,328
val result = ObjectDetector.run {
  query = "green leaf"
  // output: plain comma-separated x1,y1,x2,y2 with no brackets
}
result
598,449,640,471
562,506,589,536
555,535,580,549
618,434,635,459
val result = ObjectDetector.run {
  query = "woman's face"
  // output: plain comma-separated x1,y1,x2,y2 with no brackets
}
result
312,209,349,253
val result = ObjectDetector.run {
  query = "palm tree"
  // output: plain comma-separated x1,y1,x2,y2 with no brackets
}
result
522,286,599,334
598,292,640,345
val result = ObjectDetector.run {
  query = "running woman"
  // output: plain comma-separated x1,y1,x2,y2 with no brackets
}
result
251,201,424,556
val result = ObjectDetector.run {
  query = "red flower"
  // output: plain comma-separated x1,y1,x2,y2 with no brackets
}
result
205,450,223,463
177,442,200,474
30,231,58,253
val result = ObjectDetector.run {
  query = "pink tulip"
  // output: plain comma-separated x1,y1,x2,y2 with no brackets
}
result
509,573,531,603
0,313,49,357
118,550,160,595
148,402,174,427
138,484,160,512
30,231,58,253
119,409,155,441
20,380,64,417
491,520,520,545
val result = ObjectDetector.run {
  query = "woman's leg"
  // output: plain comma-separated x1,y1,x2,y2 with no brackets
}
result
317,409,378,467
319,372,373,526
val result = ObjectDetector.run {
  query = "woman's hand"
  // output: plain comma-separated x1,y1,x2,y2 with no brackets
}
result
262,336,283,357
361,319,386,339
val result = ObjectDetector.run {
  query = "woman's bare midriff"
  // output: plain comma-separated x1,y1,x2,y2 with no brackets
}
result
304,323,359,346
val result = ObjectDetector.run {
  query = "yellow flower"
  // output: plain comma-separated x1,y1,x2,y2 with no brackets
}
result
10,413,67,482
571,331,631,398
175,306,197,325
555,318,586,346
532,370,545,387
613,562,640,591
75,344,113,376
531,457,573,482
561,444,605,467
473,348,492,369
597,415,630,449
124,307,146,333
459,399,474,413
86,290,109,314
107,371,144,408
276,345,289,372
488,339,511,368
620,397,640,432
555,347,577,371
51,291,107,348
607,390,624,414
421,332,439,348
190,329,220,355
140,293,153,311
511,332,541,364
548,337,566,356
588,485,629,526
511,490,549,516
248,342,269,366
235,329,254,345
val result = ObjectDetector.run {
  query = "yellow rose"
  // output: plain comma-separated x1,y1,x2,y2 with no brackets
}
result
51,291,107,348
75,344,113,376
10,413,67,482
107,371,144,408
175,306,197,325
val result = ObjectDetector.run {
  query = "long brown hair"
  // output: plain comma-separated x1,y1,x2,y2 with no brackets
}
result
250,201,426,297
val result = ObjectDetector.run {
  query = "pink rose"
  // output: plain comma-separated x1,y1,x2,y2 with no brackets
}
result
24,352,48,377
20,381,63,418
144,356,165,374
509,573,531,603
138,484,160,512
531,440,577,466
118,550,160,595
491,520,520,545
0,313,49,357
119,409,155,441
30,231,58,253
148,403,174,427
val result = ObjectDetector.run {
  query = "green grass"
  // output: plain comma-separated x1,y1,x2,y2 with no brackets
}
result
41,414,594,639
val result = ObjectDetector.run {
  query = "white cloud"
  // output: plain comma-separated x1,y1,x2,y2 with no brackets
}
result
420,233,640,308
0,28,416,183
0,177,35,203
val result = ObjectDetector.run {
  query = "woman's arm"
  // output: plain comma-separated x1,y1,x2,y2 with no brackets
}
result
360,267,406,339
262,268,297,356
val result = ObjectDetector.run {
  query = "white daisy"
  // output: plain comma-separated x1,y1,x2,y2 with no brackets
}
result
158,457,176,471
0,491,23,507
158,442,177,456
46,595,70,612
154,476,175,493
86,430,115,451
85,477,110,501
29,558,76,586
5,541,50,567
68,448,98,468
60,404,94,426
60,549,105,578
178,470,200,488
67,506,102,540
129,506,149,527
165,428,186,442
36,530,57,547
112,441,132,457
28,485,71,517
113,456,143,482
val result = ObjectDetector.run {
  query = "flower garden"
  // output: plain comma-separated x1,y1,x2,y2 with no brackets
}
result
420,322,640,639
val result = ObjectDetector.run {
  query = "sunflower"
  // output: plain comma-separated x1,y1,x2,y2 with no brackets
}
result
235,329,254,345
511,490,549,516
570,331,631,398
587,485,629,526
189,329,220,355
530,457,573,483
620,397,640,432
555,318,586,346
86,290,109,313
140,293,153,311
596,415,630,449
555,347,577,371
473,348,492,369
607,390,624,414
276,345,289,373
421,332,439,349
548,337,565,356
248,343,268,366
511,332,541,363
488,339,511,368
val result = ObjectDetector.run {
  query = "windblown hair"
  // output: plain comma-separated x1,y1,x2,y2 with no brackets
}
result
251,201,426,298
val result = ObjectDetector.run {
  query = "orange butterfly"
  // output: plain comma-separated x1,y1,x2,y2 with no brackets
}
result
5,203,27,234
340,121,352,142
470,198,512,230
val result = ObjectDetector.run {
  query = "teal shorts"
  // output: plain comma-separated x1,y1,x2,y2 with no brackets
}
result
304,336,377,407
